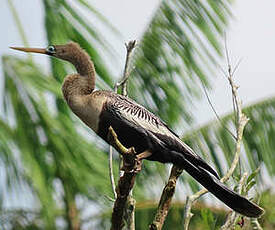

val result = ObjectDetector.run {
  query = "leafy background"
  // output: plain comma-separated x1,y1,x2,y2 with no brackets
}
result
0,0,275,229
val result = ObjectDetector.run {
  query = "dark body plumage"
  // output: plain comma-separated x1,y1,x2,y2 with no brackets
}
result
97,91,262,218
11,42,264,218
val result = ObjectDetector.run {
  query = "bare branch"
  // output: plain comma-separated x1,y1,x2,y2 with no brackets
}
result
149,165,184,230
108,40,137,200
251,218,263,230
108,126,141,230
109,145,117,199
201,82,236,140
115,40,137,96
108,40,138,229
183,45,249,229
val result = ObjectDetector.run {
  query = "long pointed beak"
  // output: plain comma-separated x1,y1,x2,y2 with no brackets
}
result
10,47,47,54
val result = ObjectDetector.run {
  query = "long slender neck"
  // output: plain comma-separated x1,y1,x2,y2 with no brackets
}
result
68,48,96,91
61,46,97,104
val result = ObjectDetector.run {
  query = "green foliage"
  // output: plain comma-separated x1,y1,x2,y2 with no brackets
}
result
129,0,232,127
1,2,122,229
1,55,116,229
43,0,115,88
200,209,215,230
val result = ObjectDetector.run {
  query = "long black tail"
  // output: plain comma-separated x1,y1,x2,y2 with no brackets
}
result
171,151,264,218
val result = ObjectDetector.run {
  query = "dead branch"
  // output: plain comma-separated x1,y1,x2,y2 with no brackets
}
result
108,126,141,230
183,46,249,230
108,40,137,230
115,40,137,96
149,165,183,230
109,40,137,201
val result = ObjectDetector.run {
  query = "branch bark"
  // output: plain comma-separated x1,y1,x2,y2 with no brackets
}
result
149,165,183,230
108,126,141,230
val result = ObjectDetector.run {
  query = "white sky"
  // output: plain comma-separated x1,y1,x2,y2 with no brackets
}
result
1,0,275,208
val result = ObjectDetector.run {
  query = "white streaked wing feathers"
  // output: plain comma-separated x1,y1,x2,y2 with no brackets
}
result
116,102,196,155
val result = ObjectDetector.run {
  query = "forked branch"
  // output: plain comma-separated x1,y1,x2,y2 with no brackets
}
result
183,46,249,230
108,126,141,230
108,40,137,230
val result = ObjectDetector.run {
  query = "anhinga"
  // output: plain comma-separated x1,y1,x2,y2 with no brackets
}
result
11,42,264,218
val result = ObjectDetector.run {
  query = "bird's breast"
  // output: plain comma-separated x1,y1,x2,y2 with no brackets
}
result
66,91,107,133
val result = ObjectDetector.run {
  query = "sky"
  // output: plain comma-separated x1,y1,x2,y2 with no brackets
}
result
1,0,275,209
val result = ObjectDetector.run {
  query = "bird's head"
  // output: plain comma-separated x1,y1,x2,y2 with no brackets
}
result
10,42,82,62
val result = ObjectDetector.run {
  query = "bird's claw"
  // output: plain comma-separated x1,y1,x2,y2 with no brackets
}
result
120,155,142,173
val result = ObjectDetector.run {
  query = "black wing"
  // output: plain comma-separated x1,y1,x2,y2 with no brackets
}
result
98,92,219,178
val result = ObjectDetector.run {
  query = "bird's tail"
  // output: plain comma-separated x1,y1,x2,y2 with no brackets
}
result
171,151,264,218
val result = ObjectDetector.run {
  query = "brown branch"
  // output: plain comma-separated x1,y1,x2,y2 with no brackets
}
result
149,165,183,230
201,82,236,140
108,40,137,230
108,126,141,230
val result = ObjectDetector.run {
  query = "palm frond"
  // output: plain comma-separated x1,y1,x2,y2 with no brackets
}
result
129,0,233,126
1,56,117,228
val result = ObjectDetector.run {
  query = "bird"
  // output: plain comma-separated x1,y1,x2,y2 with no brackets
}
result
11,42,264,218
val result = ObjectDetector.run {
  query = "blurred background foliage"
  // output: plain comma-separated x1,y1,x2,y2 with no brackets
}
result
0,0,275,229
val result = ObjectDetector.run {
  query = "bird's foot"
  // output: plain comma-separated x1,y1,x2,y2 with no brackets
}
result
120,147,139,173
133,158,142,173
120,160,142,173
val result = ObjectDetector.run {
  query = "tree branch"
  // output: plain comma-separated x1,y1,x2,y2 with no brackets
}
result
108,126,141,230
183,47,249,229
114,40,137,96
109,145,117,199
109,40,137,200
149,165,183,230
108,40,137,230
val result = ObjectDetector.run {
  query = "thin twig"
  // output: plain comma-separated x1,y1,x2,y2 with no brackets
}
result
232,58,243,76
183,44,249,230
251,218,263,230
108,126,141,230
149,165,184,230
109,146,117,199
108,40,137,200
115,40,137,96
201,82,236,140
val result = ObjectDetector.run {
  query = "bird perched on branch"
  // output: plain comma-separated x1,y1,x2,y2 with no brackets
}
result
11,42,264,218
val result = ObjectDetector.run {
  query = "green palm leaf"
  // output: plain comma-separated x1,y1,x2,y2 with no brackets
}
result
129,0,232,126
1,56,118,228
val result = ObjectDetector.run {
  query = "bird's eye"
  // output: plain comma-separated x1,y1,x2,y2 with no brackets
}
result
46,45,56,54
